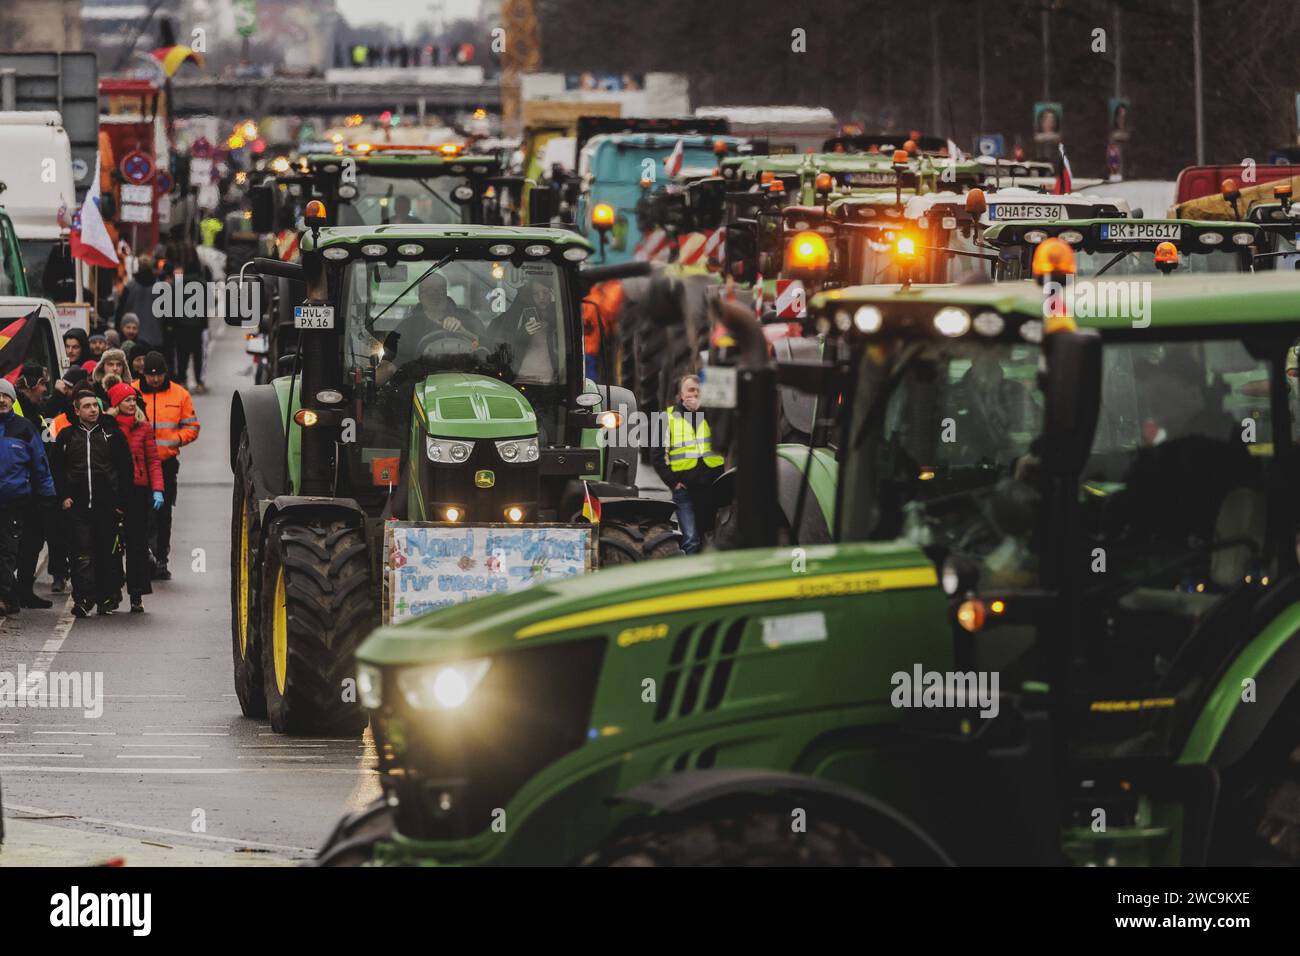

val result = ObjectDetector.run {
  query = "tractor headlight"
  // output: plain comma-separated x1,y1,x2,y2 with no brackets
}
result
426,436,474,463
337,183,358,199
356,662,383,709
495,437,539,463
398,659,492,710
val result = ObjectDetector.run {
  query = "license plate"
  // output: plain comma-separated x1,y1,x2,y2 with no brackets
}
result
245,334,268,355
699,366,737,409
294,305,334,329
1100,222,1180,242
988,203,1062,221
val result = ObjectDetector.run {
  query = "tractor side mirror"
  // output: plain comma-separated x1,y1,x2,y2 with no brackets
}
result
1041,329,1102,476
528,187,557,226
249,184,275,234
277,352,299,374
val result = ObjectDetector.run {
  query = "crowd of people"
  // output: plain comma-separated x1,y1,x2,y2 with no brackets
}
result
0,258,203,617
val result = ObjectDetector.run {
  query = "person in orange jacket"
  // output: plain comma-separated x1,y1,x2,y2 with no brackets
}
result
132,351,199,580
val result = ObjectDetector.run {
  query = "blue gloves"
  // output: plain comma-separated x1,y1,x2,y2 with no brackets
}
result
152,491,165,511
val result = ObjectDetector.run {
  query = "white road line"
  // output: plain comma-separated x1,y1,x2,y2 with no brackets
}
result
103,694,186,699
119,743,211,749
256,734,359,741
141,732,229,737
115,754,202,760
32,731,116,736
5,802,311,854
236,755,325,760
238,743,329,749
0,765,373,774
0,752,83,759
22,597,76,692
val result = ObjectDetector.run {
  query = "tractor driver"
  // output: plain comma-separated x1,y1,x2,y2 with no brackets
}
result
377,273,485,381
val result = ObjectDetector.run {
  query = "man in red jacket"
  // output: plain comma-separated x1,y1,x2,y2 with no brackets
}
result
108,382,164,612
132,352,199,580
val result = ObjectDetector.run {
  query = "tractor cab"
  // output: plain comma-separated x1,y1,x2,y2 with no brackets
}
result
302,147,515,229
985,218,1264,279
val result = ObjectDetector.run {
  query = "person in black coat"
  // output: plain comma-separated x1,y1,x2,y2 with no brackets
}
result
51,389,133,617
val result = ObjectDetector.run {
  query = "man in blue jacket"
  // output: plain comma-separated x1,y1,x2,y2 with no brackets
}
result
0,378,57,614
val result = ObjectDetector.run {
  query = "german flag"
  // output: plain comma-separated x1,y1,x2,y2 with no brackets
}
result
581,481,602,524
0,309,40,384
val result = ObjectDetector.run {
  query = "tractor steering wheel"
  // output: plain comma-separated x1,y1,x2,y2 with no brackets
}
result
414,325,481,359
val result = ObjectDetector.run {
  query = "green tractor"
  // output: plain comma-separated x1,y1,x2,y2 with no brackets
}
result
229,214,680,736
322,268,1300,866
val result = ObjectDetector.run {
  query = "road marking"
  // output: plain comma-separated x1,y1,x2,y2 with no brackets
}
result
237,755,325,760
32,731,116,736
0,752,83,759
238,743,330,749
0,765,374,774
142,731,229,737
22,597,76,692
104,694,186,699
115,754,201,760
256,734,359,741
119,743,211,749
5,802,311,855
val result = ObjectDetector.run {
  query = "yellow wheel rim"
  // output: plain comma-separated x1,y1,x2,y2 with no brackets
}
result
238,507,249,657
272,567,288,695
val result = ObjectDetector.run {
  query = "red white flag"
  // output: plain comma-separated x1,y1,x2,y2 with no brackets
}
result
70,153,119,270
1054,142,1073,196
663,138,684,178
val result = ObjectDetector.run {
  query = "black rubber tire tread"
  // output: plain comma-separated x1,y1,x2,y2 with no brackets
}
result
589,797,895,867
598,516,683,566
260,516,372,736
230,433,267,718
314,797,395,867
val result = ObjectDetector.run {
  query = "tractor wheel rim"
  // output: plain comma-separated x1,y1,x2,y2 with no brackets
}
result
273,567,288,694
238,506,249,657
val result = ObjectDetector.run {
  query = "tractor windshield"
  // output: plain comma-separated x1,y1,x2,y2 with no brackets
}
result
839,338,1044,589
337,173,472,226
346,256,568,388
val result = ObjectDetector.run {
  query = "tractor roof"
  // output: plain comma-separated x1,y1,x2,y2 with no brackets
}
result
303,223,594,258
306,152,501,172
812,271,1300,335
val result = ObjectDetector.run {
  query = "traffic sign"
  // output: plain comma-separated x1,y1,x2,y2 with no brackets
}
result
976,134,1004,158
155,170,174,195
120,150,155,185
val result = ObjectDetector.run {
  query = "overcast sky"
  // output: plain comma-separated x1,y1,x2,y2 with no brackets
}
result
335,0,483,33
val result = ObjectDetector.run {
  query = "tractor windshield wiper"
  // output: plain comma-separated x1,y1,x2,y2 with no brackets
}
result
368,254,453,330
1093,250,1129,277
415,177,464,220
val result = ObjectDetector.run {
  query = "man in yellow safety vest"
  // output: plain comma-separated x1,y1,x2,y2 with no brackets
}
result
651,375,724,554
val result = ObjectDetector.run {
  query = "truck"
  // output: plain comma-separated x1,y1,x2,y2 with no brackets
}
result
0,111,77,302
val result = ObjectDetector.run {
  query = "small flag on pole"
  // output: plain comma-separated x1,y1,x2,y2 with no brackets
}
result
581,481,602,523
1054,142,1074,195
664,138,684,178
70,153,119,270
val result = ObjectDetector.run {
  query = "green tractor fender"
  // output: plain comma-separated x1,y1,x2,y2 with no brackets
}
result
608,768,955,866
775,450,834,544
1180,588,1300,768
230,386,287,500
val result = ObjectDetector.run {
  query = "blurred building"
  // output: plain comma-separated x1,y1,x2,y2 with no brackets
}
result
0,0,83,50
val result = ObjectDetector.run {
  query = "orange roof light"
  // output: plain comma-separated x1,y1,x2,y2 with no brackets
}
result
786,230,830,273
1154,241,1179,265
891,149,910,166
768,179,785,194
304,199,327,223
1221,178,1240,199
353,142,373,153
759,170,775,185
438,143,464,156
815,172,834,193
1275,182,1293,197
1031,237,1076,278
639,177,652,190
893,234,918,261
903,139,918,154
866,143,880,154
909,129,922,142
964,188,988,217
713,139,729,155
591,203,616,231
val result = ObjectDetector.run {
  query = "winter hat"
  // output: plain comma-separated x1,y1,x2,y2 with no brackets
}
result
81,359,98,374
104,329,121,348
93,348,132,383
0,379,15,403
18,362,45,387
142,351,169,375
62,367,89,387
89,333,107,345
120,313,140,330
108,382,136,408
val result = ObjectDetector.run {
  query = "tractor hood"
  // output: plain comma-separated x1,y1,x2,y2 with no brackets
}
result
357,541,941,666
416,372,538,440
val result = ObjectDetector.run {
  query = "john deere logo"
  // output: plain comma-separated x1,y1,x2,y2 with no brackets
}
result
475,469,495,488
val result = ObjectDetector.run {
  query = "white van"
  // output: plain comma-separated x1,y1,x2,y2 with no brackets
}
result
0,296,68,382
0,112,77,302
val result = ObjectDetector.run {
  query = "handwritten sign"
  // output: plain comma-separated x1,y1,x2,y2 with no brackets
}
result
384,523,595,624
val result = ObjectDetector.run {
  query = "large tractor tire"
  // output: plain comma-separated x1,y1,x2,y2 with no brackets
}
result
230,434,266,718
586,796,895,866
314,796,396,867
598,515,682,566
260,515,372,736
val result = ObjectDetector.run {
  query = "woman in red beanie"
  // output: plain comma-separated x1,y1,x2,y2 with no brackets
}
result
107,381,164,612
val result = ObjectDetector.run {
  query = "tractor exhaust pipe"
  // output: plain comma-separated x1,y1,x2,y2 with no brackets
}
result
712,295,778,549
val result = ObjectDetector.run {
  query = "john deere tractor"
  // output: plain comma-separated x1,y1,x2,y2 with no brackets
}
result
229,210,679,735
322,265,1300,867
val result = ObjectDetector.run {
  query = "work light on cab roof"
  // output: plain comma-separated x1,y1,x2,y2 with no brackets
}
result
1031,236,1076,279
786,230,829,274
